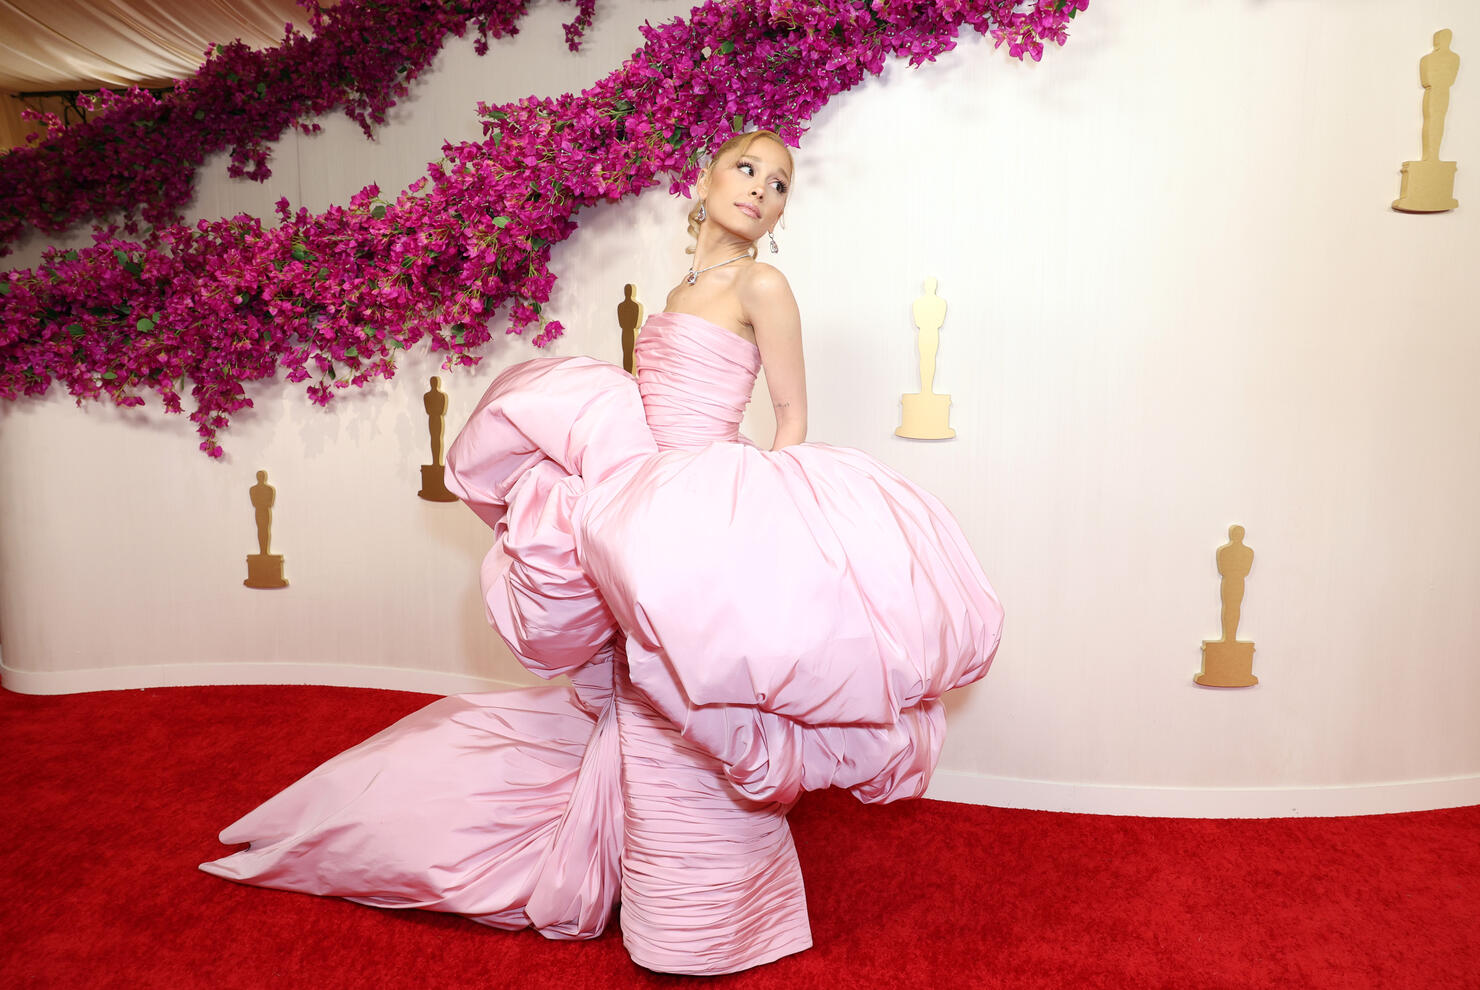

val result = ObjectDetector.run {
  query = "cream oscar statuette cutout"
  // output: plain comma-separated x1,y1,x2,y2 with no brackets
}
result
418,376,458,502
1393,29,1461,213
618,283,644,376
1196,525,1257,687
896,277,955,440
244,470,288,589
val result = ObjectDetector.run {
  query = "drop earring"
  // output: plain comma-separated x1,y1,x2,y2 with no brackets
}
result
768,228,779,254
696,201,707,223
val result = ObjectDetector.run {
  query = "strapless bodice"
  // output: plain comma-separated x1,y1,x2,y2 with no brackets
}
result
635,313,760,451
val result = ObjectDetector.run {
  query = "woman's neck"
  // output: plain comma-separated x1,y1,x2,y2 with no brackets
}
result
692,225,753,269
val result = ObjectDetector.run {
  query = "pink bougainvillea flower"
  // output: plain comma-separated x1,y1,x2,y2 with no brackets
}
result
0,0,1087,456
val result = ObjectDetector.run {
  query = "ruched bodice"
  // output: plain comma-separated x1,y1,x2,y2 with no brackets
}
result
635,312,760,451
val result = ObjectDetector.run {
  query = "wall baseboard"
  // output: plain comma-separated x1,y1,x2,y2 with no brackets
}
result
6,658,1475,819
925,769,1480,818
0,658,514,698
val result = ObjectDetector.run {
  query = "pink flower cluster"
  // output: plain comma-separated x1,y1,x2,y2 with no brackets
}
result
0,0,1086,457
0,1,600,256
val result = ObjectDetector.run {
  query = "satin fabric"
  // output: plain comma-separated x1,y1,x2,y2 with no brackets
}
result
201,311,1002,975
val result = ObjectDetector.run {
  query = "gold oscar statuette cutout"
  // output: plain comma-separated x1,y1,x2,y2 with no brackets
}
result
244,470,288,589
1394,29,1461,213
618,283,644,375
896,277,956,440
1195,524,1257,687
418,376,458,502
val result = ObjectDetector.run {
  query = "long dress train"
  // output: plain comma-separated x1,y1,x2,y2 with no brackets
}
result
201,311,1003,975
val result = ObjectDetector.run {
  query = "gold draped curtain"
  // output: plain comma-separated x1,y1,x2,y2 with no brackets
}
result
0,1,320,150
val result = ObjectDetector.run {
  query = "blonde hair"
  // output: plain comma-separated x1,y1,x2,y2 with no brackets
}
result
685,130,794,256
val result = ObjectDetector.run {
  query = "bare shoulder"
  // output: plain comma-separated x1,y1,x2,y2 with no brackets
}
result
736,262,801,343
736,262,793,301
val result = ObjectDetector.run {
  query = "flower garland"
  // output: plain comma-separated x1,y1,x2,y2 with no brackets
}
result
0,0,598,256
0,0,1088,458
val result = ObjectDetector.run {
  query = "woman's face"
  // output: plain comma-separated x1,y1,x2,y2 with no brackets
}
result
700,137,791,238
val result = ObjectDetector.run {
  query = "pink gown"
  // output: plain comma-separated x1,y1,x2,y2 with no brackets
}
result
201,312,1003,975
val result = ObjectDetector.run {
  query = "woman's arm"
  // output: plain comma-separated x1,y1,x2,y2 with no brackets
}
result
739,263,807,450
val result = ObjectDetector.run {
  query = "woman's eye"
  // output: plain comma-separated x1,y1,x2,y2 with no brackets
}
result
771,181,788,194
737,162,754,175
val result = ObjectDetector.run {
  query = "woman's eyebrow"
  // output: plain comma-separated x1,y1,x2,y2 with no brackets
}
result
737,154,791,182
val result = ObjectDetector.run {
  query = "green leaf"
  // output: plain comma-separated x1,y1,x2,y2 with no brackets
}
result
0,282,10,296
388,338,405,349
123,262,142,276
719,40,735,55
371,205,387,220
67,324,84,338
490,215,512,228
530,237,548,250
531,301,542,315
291,245,312,261
732,114,745,131
101,371,118,381
255,82,267,97
485,110,508,121
345,346,358,358
136,317,156,332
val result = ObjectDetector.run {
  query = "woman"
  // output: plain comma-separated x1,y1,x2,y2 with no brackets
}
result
202,131,1002,976
662,130,806,452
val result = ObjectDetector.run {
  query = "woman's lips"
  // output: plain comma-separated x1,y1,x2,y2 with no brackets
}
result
734,202,761,219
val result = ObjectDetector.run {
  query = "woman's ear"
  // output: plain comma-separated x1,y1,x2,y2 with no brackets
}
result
695,166,711,200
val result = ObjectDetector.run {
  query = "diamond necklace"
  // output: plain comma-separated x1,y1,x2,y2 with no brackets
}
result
685,252,750,285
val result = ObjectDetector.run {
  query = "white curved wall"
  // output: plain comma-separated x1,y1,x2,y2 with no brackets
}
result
3,0,1477,817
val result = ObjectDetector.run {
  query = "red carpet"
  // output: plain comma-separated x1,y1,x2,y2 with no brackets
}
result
1,684,1476,989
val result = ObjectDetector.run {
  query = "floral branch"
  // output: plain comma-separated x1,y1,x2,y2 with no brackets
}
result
0,0,1087,458
0,0,600,256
